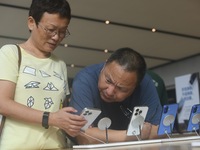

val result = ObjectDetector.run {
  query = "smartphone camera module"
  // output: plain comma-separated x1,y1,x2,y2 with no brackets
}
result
163,106,169,114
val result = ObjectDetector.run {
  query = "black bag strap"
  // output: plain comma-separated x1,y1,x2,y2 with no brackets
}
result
0,44,22,136
16,44,22,70
0,117,5,136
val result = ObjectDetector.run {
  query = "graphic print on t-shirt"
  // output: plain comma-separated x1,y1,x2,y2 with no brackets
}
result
23,66,36,76
53,71,63,80
43,82,58,91
27,96,34,107
22,66,66,110
39,70,51,77
25,81,40,88
44,97,54,109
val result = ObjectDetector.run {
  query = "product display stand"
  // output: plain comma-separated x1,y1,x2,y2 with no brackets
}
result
129,115,145,141
133,125,142,141
98,117,112,143
191,114,200,136
163,115,176,138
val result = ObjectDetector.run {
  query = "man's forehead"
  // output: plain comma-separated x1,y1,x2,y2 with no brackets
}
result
104,64,137,87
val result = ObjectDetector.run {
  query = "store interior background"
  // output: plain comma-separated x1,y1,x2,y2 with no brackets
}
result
0,0,200,132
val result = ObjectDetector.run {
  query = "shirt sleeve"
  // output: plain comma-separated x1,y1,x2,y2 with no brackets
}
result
0,44,19,83
69,70,98,115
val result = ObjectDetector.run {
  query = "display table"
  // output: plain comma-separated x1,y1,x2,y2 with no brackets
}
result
70,133,200,150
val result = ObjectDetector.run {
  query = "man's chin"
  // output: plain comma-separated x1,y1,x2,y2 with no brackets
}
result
103,99,114,103
100,95,114,103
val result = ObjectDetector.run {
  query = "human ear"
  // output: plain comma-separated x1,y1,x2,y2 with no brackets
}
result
27,16,36,31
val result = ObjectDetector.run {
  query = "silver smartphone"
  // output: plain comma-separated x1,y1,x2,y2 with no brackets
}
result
80,108,101,131
127,106,148,136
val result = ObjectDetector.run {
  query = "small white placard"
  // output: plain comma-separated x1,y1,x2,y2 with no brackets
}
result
175,73,200,124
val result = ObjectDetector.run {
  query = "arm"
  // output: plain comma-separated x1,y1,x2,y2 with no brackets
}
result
149,124,168,139
75,122,158,144
0,80,87,137
76,128,135,144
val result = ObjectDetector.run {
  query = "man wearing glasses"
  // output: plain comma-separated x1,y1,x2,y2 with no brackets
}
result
0,0,86,149
69,47,163,144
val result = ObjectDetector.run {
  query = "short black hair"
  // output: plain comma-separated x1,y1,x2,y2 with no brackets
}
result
106,47,146,85
29,0,71,25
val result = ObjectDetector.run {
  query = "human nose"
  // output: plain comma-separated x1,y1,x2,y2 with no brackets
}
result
106,84,116,96
51,32,60,40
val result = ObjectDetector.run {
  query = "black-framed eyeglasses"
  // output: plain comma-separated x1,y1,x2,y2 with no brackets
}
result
38,23,70,38
120,105,132,119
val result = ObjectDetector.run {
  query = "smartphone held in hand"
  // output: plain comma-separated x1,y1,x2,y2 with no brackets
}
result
80,108,101,131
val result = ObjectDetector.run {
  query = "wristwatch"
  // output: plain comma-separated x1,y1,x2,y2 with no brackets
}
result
42,111,50,129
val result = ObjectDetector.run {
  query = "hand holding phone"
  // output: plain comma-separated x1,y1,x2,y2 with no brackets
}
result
80,108,101,131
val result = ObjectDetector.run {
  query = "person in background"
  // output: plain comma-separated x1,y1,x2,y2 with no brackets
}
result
69,47,162,144
146,70,168,106
0,0,86,149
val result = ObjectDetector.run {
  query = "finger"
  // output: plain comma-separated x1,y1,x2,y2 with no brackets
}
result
68,118,87,127
65,126,82,137
68,113,86,121
63,107,78,113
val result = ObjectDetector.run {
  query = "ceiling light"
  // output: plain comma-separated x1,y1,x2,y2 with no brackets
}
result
104,49,108,53
152,28,156,32
70,64,75,68
105,20,110,24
